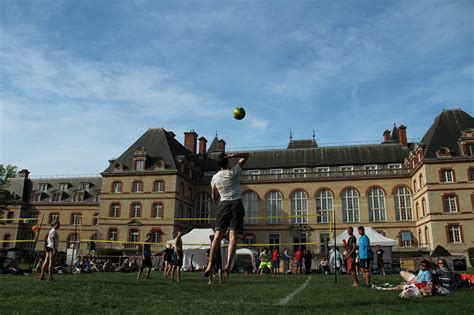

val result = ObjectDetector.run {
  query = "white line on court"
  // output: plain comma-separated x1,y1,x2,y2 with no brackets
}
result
277,276,311,306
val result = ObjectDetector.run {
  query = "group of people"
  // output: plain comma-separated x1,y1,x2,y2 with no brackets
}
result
254,247,313,276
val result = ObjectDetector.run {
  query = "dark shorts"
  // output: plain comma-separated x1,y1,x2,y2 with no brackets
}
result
272,261,279,269
141,256,152,268
296,261,302,268
215,199,245,235
46,246,54,253
359,258,370,269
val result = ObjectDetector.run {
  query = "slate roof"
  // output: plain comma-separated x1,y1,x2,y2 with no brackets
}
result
207,137,222,152
1,177,28,202
420,109,474,159
287,139,318,149
390,124,400,143
30,177,102,203
103,128,190,173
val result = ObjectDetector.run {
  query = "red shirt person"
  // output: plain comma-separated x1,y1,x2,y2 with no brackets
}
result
295,248,303,274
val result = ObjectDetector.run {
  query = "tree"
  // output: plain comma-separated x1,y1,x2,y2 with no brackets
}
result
0,164,18,217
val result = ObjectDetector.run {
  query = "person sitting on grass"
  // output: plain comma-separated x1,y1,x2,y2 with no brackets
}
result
319,256,329,274
373,259,433,296
257,248,272,277
432,259,454,289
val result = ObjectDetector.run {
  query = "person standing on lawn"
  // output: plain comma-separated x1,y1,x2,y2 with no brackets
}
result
271,248,280,277
295,247,303,274
346,227,360,287
358,226,371,287
203,152,249,280
39,221,60,281
137,233,153,280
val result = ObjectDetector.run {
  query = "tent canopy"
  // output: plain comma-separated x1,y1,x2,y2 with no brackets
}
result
167,228,227,249
336,227,397,247
431,245,452,257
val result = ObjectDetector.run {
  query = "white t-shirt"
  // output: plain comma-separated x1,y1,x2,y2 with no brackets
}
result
47,228,59,250
211,164,242,201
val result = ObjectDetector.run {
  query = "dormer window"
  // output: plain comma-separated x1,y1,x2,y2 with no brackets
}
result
436,147,452,157
134,160,145,171
73,192,85,202
248,170,260,180
341,166,354,175
364,165,378,175
316,167,330,176
467,144,474,156
59,183,69,191
39,183,48,192
114,162,124,171
293,168,306,178
79,182,90,191
52,192,62,202
31,192,42,202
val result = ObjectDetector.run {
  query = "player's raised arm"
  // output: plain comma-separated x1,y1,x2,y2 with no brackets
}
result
226,152,249,167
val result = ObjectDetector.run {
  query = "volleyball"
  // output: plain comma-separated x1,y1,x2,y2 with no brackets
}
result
233,107,246,120
32,225,40,232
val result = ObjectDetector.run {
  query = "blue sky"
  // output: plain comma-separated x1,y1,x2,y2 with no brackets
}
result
1,0,473,175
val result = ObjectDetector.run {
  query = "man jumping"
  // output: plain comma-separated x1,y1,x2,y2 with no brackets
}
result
203,151,249,280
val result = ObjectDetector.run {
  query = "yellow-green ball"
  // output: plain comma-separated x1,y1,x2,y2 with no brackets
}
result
233,107,246,120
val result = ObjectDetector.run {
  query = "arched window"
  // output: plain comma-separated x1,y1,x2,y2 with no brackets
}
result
67,233,80,249
419,173,424,187
291,190,308,223
415,202,420,219
242,191,258,224
424,226,429,245
266,191,283,224
421,198,427,217
195,192,210,224
413,179,417,192
92,213,99,226
342,188,359,223
316,189,333,223
394,187,413,221
368,188,386,221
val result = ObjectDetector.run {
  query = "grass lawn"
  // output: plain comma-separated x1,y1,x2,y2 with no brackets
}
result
0,271,472,314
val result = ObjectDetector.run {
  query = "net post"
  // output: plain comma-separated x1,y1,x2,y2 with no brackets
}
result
333,210,337,284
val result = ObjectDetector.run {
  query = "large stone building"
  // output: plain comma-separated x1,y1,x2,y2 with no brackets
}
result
1,109,473,263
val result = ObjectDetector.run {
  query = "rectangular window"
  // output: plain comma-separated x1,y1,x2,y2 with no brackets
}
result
400,231,413,247
132,181,143,193
153,181,165,192
59,183,68,191
293,168,306,178
248,170,260,180
269,234,280,251
468,168,474,181
111,204,120,218
31,193,41,202
73,193,84,202
447,225,462,243
135,160,145,171
112,182,122,193
440,169,454,183
151,232,161,243
153,203,164,218
243,234,256,245
71,213,81,225
130,231,139,243
92,215,99,226
49,213,59,224
316,167,330,176
364,165,378,175
131,204,141,218
79,182,89,190
388,164,402,169
6,212,14,224
27,213,38,224
270,169,283,178
443,195,458,212
109,229,118,241
340,166,354,175
39,183,48,192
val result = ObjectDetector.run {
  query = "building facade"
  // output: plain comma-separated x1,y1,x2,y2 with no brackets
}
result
1,109,473,263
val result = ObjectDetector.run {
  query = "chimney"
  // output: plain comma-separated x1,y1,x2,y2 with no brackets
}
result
398,125,407,146
18,169,29,179
184,130,198,154
383,130,391,142
218,139,226,151
198,137,207,155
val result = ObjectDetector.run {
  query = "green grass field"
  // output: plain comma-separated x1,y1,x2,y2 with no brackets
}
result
1,272,472,314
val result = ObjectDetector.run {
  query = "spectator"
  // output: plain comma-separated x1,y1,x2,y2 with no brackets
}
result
376,245,385,275
271,248,280,277
358,226,371,287
319,256,329,274
295,248,303,274
373,259,433,296
303,250,312,275
282,248,292,275
432,259,454,289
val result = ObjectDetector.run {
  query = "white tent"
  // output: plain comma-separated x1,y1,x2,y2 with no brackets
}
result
235,248,257,273
335,227,397,264
167,228,228,271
